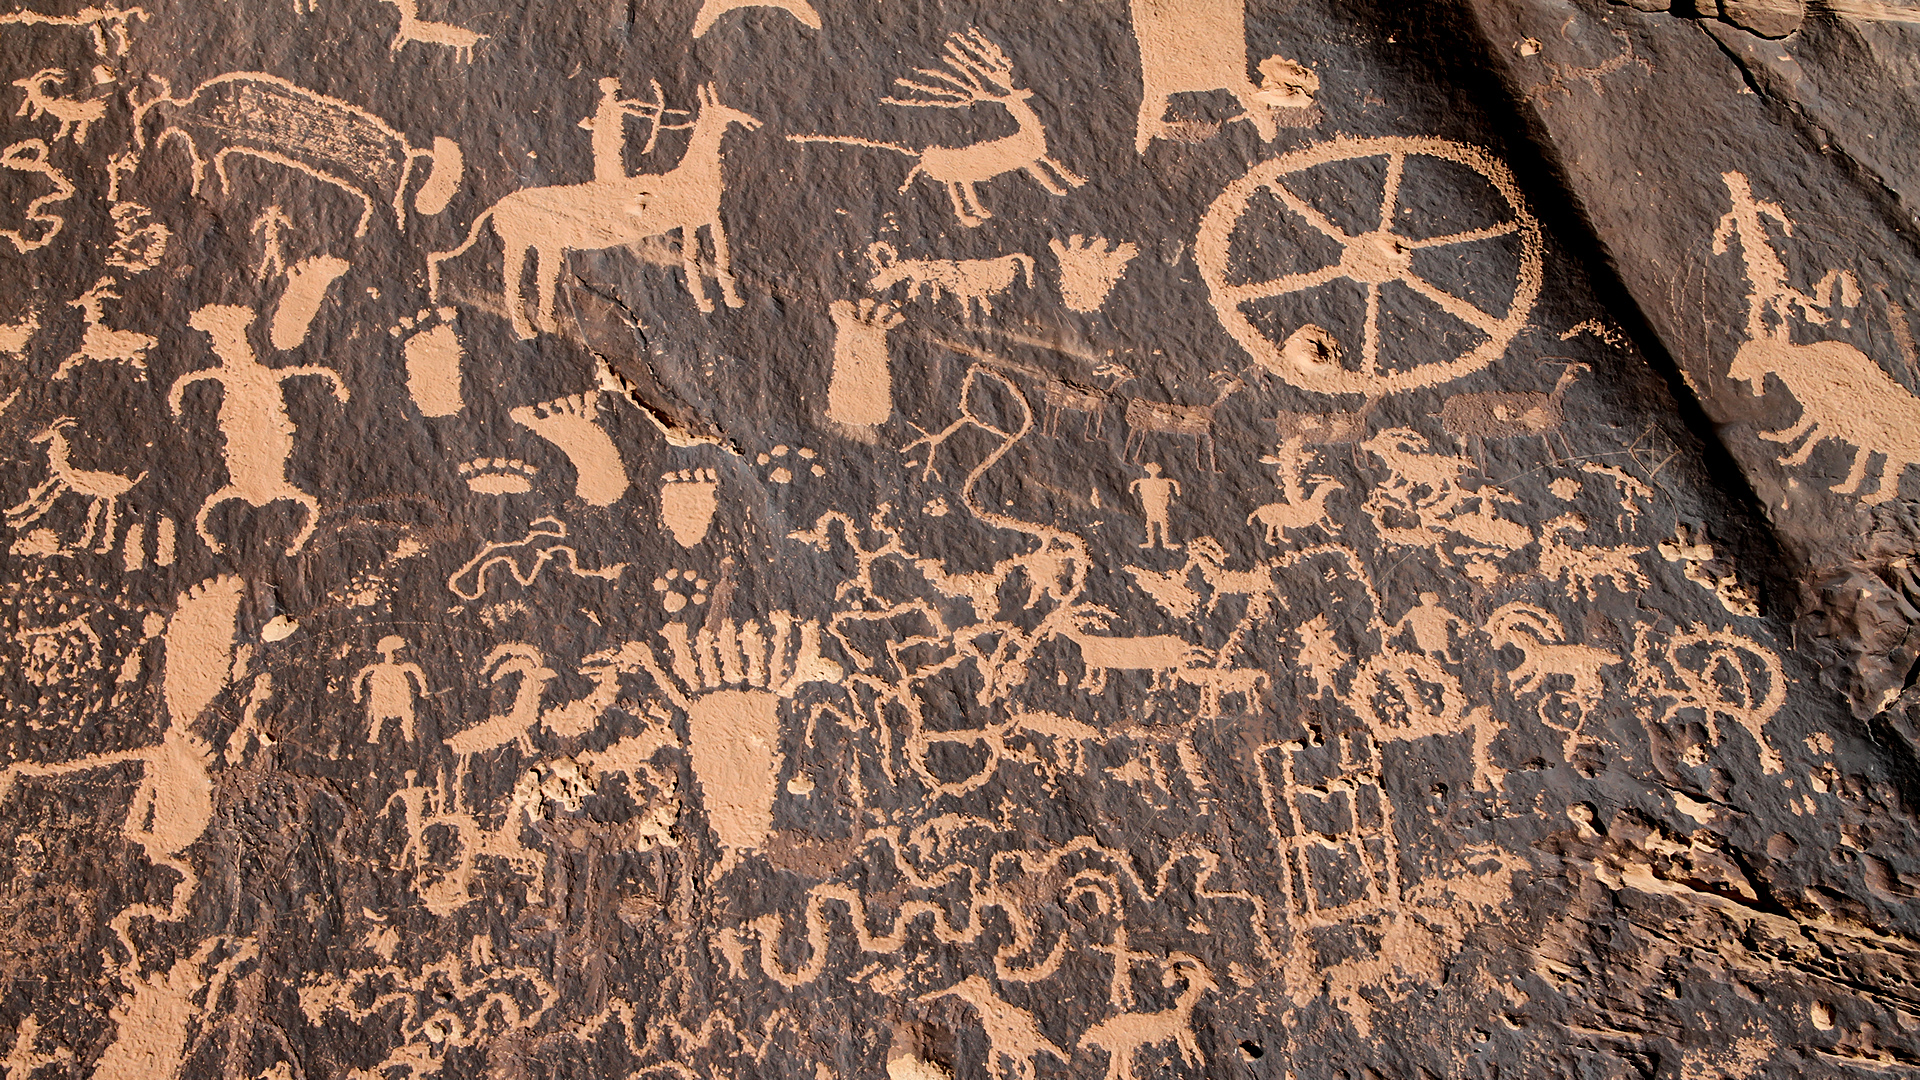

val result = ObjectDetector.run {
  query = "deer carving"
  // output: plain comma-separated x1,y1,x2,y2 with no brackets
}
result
790,29,1083,226
54,280,155,378
1124,377,1244,471
13,68,106,143
430,84,759,337
5,417,145,551
380,0,486,61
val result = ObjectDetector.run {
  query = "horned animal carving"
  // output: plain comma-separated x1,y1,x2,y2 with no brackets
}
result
429,84,759,337
13,68,106,143
6,418,145,551
790,29,1083,226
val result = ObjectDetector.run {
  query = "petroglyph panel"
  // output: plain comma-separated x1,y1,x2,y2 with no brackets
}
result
0,2,1915,1078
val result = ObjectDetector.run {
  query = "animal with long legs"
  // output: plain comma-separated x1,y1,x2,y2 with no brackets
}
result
789,29,1082,226
13,68,107,143
5,417,146,550
429,84,759,336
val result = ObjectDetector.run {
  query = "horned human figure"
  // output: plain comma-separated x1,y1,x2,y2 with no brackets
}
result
428,83,760,338
169,304,347,555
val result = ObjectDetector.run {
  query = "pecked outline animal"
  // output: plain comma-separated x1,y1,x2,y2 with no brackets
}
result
1436,359,1587,465
428,84,760,337
867,241,1034,318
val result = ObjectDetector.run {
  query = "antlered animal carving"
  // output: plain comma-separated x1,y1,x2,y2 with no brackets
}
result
790,29,1083,226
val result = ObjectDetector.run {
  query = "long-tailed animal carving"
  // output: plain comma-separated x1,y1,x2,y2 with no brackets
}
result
5,418,146,551
379,0,485,60
1437,361,1587,464
867,243,1034,318
1714,170,1920,503
131,72,462,235
790,29,1083,226
1056,605,1208,693
1130,0,1274,151
169,304,347,556
1077,955,1214,1080
428,84,759,336
13,68,106,143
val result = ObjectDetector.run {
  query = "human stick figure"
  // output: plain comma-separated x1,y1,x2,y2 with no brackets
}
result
169,304,347,556
1130,462,1180,550
353,635,427,742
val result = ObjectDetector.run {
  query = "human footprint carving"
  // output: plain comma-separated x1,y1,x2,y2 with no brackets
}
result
394,308,464,416
509,391,629,506
268,254,348,350
1048,234,1137,313
641,613,842,869
826,298,901,427
660,468,718,546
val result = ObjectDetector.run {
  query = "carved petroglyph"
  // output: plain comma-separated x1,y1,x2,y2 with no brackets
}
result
1123,378,1243,471
447,517,626,600
1049,234,1137,313
1489,601,1621,760
511,391,630,506
13,67,105,143
1715,171,1920,503
868,243,1034,318
1077,956,1214,1080
791,30,1083,226
354,635,427,743
1129,0,1273,151
920,976,1065,1080
1437,361,1587,464
827,298,902,427
1128,463,1180,549
0,5,147,55
133,72,462,235
1249,437,1340,546
380,0,485,61
1658,524,1759,617
170,304,346,555
0,139,74,252
636,613,840,868
268,254,348,350
690,0,818,36
660,468,719,546
430,83,757,335
5,419,145,552
397,308,464,415
54,280,155,378
1198,138,1543,396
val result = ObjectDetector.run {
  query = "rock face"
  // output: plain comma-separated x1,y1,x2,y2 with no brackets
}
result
2,1,1919,1076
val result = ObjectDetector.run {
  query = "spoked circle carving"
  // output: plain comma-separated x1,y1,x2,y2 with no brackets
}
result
1197,136,1544,396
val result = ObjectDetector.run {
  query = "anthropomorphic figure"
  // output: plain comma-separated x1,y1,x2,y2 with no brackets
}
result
1130,462,1180,550
353,635,427,742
